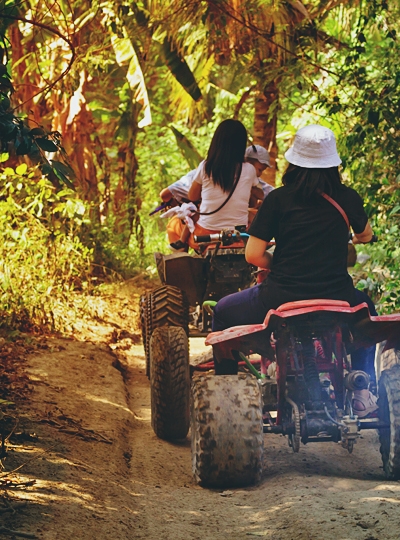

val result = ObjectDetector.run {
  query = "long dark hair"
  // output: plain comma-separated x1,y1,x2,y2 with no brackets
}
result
204,119,247,193
282,164,343,200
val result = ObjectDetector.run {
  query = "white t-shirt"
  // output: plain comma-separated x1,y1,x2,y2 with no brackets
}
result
193,161,259,230
259,179,274,198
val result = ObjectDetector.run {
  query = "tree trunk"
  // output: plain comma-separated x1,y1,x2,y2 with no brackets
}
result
114,101,143,248
253,81,278,186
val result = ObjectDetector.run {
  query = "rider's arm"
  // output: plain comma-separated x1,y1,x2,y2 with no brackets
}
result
160,187,173,202
352,221,373,244
245,236,273,269
251,185,264,202
188,180,202,202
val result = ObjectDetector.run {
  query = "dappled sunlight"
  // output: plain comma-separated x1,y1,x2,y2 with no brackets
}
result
6,474,97,508
78,392,134,416
358,496,400,504
372,483,400,491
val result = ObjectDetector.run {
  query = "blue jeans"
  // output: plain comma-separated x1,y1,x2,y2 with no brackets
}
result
212,284,377,382
352,289,377,385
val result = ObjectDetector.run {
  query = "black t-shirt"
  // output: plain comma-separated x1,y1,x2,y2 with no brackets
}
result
248,184,368,301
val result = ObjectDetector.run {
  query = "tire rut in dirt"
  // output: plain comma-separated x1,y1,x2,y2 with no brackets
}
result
150,326,190,441
191,372,263,488
139,293,150,378
378,364,400,479
146,285,189,380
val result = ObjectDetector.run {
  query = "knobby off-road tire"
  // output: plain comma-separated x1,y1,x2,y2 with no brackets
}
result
191,372,263,488
146,285,189,380
150,326,190,440
378,365,400,479
375,341,400,381
139,293,150,377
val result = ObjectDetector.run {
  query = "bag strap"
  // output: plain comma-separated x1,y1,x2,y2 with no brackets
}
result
194,164,242,216
320,192,350,230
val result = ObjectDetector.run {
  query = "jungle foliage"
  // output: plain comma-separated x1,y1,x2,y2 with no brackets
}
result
0,0,399,329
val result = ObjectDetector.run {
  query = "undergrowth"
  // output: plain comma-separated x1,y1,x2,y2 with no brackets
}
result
0,162,94,332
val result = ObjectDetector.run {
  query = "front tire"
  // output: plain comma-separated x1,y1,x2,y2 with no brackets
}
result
146,285,189,380
378,365,400,479
191,372,263,488
150,326,190,440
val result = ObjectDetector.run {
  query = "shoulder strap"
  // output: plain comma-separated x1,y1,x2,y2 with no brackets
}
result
194,169,241,216
320,192,350,230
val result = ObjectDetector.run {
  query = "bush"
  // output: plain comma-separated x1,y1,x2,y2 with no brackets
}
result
0,159,93,330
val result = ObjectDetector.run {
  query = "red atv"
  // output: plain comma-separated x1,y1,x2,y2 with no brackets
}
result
191,298,400,487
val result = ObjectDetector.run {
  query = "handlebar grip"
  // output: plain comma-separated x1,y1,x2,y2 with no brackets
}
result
369,234,378,243
194,233,223,243
348,233,378,244
194,234,212,243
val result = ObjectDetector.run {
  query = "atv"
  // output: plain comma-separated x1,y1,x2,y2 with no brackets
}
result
140,229,258,441
194,299,400,487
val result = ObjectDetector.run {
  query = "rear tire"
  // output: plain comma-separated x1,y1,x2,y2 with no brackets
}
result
375,342,400,381
191,372,263,488
150,326,190,440
378,365,400,479
146,285,189,380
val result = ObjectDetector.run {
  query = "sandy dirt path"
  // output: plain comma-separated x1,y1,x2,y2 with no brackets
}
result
1,282,399,540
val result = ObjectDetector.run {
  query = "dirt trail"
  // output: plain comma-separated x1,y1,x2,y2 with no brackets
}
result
1,280,400,540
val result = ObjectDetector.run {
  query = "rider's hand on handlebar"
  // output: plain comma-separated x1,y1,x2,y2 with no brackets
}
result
349,232,378,244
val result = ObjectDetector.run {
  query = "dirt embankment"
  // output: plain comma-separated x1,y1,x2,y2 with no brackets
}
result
1,278,400,540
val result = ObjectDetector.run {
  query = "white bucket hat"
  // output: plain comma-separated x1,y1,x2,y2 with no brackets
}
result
245,144,272,167
284,124,341,168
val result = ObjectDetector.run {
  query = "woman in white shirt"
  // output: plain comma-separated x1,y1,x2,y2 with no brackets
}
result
186,119,259,243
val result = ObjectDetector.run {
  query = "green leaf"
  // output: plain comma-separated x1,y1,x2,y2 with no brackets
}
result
0,76,13,90
51,162,75,189
170,125,203,170
35,138,58,152
16,138,31,155
41,163,53,176
161,37,202,102
111,33,151,128
51,160,76,180
15,163,28,175
0,96,10,110
367,109,379,127
29,127,46,137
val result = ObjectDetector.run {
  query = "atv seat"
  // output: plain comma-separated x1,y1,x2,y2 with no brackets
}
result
276,299,350,312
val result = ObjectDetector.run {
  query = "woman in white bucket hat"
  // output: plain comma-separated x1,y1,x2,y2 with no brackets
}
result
212,124,378,418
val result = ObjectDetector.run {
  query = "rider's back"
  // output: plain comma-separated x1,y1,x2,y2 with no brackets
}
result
194,160,259,231
248,183,367,301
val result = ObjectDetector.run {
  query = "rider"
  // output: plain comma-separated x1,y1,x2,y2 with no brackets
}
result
160,169,197,206
245,144,274,219
165,119,267,251
160,145,273,207
212,124,378,418
187,119,259,244
159,142,274,251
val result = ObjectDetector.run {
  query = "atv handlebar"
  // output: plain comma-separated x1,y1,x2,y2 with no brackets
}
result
194,230,249,246
349,233,378,244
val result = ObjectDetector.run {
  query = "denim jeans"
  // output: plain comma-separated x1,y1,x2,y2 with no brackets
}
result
212,284,377,381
